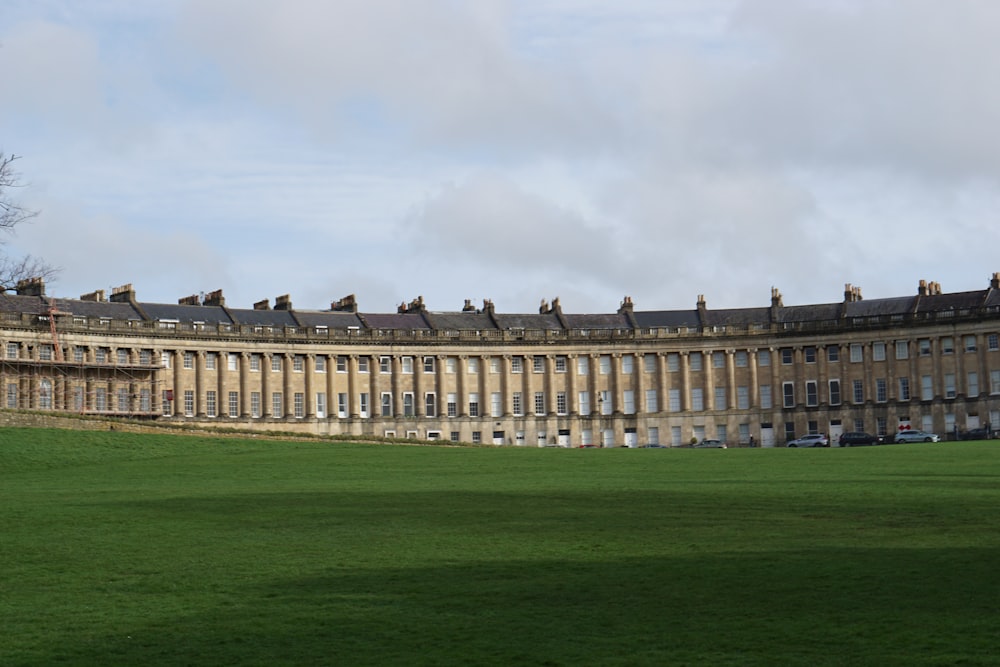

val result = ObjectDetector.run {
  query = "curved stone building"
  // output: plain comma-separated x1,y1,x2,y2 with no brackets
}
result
2,274,999,446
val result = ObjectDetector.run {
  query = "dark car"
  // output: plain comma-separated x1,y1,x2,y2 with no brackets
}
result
839,432,879,447
960,427,991,441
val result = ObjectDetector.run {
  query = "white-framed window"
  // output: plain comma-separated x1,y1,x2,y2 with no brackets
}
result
293,355,304,372
850,344,863,363
446,357,457,373
781,348,793,365
534,392,545,416
6,342,18,359
942,337,954,354
38,379,52,409
467,357,479,374
272,392,283,416
968,372,979,397
423,356,435,373
251,392,261,418
827,346,839,362
425,392,437,417
712,351,725,368
944,373,956,399
689,352,703,371
829,380,841,406
511,356,523,374
337,355,348,373
139,388,151,412
271,356,282,372
667,353,680,372
921,375,933,401
116,348,129,365
472,431,482,444
359,393,369,418
184,351,194,369
692,387,705,411
205,353,217,370
987,334,998,351
599,355,611,374
737,386,749,410
898,377,910,401
668,389,681,412
401,357,413,374
39,344,53,361
644,354,656,373
648,427,660,446
490,357,501,373
555,356,567,373
294,392,304,418
556,392,567,415
184,390,194,416
782,382,795,408
853,380,864,404
403,392,414,417
338,392,348,418
965,335,978,352
895,341,909,360
468,392,479,417
512,392,523,416
533,356,545,373
714,387,727,410
228,353,239,371
491,392,502,417
358,357,369,373
577,356,588,375
735,351,748,367
622,355,635,374
646,389,658,413
6,382,17,408
380,356,391,373
758,349,771,366
229,391,239,417
760,385,772,409
600,390,612,415
918,339,931,356
381,392,392,417
447,393,457,417
316,392,326,419
314,356,326,373
250,354,260,371
990,370,1000,394
623,390,635,415
876,379,887,403
578,391,590,416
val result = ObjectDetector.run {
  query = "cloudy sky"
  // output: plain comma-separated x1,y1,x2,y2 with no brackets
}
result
2,1,999,315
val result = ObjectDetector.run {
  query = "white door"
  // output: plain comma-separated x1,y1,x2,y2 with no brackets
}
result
829,423,844,446
761,427,776,448
557,431,570,447
624,431,638,448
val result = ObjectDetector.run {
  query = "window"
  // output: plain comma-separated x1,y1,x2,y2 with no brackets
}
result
918,339,931,356
359,393,369,418
381,393,392,417
853,380,864,404
781,348,793,365
737,386,749,410
689,353,702,371
184,390,195,416
646,389,658,413
338,393,348,418
272,392,283,416
806,381,818,406
39,344,53,361
229,391,239,417
293,355,304,372
876,379,887,403
827,346,839,362
921,375,933,400
850,344,863,363
447,393,457,417
444,357,457,373
316,392,326,419
423,356,435,373
667,353,680,372
895,341,909,360
577,391,590,416
944,373,956,399
623,390,635,415
184,351,194,369
6,342,18,359
991,370,1000,394
403,392,414,417
557,392,568,415
968,372,979,397
271,356,282,372
358,357,369,373
401,357,413,374
6,383,17,408
577,356,589,375
533,356,545,373
648,427,660,446
599,390,612,415
714,387,726,410
425,392,437,417
251,392,261,418
534,392,545,416
758,350,770,366
942,337,954,354
760,385,772,409
644,354,656,373
782,382,795,408
599,355,611,374
380,356,391,373
117,348,129,365
451,431,460,443
898,377,910,401
294,392,304,418
468,392,479,417
37,379,52,409
228,353,239,371
512,392,523,416
581,429,593,446
988,334,998,351
79,347,89,363
337,355,348,372
490,357,501,373
466,357,478,374
205,353,216,370
555,356,567,373
735,351,748,367
511,357,523,374
668,389,681,412
671,426,682,446
623,355,635,373
692,387,705,411
250,354,260,371
829,380,841,406
491,392,502,417
804,347,816,364
315,356,326,373
965,335,978,352
471,431,482,444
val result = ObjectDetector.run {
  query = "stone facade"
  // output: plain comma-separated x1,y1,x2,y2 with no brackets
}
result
2,275,1000,446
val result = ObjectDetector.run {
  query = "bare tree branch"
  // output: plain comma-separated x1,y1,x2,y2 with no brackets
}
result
0,152,58,291
0,153,40,232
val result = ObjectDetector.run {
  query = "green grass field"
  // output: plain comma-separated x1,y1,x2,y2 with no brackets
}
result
2,428,999,666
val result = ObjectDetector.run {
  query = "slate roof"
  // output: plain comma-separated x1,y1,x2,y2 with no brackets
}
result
140,303,234,325
492,313,564,330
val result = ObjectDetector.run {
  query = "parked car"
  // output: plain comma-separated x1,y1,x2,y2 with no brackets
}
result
641,444,668,448
960,427,991,441
838,432,879,447
787,434,829,448
694,439,727,448
894,430,940,443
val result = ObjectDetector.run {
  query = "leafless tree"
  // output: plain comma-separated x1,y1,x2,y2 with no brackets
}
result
0,153,57,291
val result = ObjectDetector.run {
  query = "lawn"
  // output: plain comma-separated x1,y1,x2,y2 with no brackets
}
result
2,428,999,666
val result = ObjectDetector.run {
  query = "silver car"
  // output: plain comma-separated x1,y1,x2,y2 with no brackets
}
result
893,430,940,443
787,434,829,448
